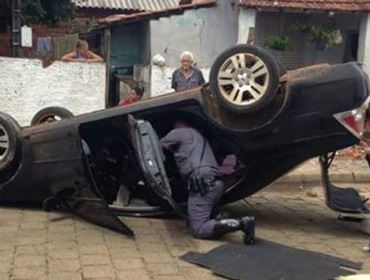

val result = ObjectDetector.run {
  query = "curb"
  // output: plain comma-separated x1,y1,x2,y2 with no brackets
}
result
275,171,370,185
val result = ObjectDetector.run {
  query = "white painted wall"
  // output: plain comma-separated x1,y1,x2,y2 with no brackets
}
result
0,57,106,126
150,0,238,68
150,65,210,97
358,13,370,75
238,9,256,44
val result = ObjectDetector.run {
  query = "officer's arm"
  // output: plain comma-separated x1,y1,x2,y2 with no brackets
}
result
160,130,182,151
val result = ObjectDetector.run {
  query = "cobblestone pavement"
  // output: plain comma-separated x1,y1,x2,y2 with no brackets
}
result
0,185,369,280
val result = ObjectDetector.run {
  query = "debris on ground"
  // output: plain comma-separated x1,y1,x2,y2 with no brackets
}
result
181,240,363,280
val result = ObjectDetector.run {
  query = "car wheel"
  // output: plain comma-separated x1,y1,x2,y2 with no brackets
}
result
0,112,21,172
31,106,74,126
210,44,280,113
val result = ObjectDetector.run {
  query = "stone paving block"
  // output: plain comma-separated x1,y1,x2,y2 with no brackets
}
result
152,276,187,280
49,249,79,260
79,245,108,256
181,267,216,280
0,273,11,280
0,250,14,259
48,259,80,272
80,255,111,266
14,255,46,267
137,243,169,254
48,232,76,243
20,222,47,230
0,262,12,273
109,247,141,259
142,252,174,264
48,272,83,280
15,245,46,256
169,246,193,258
76,236,105,245
124,218,152,228
176,259,195,268
48,225,75,234
116,269,150,280
105,238,137,250
75,222,102,232
0,226,19,233
82,265,116,279
0,244,15,255
15,237,45,246
146,263,180,275
12,266,47,279
113,258,145,270
47,241,77,250
134,233,163,244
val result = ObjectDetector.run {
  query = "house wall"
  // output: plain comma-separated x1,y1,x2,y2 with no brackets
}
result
149,0,238,96
254,11,361,69
110,21,151,69
238,9,256,44
0,57,105,126
303,13,361,66
358,13,370,75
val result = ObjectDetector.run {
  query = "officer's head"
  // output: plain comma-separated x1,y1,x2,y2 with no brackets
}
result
173,120,189,129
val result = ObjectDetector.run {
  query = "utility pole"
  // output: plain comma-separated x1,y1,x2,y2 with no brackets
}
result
11,0,21,57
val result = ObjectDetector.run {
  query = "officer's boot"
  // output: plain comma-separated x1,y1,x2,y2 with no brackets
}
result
240,216,256,245
213,216,255,245
213,219,241,236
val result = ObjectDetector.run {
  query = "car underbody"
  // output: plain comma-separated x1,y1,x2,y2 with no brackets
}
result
0,45,369,235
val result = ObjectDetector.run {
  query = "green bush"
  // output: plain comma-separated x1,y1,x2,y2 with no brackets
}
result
265,35,294,52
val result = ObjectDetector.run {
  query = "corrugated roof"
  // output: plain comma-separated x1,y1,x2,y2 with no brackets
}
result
73,0,180,11
97,0,216,26
239,0,370,12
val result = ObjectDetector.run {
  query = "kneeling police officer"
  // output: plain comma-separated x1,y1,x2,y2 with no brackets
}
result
160,120,255,243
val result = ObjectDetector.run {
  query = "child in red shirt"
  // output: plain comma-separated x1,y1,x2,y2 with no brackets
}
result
119,86,144,106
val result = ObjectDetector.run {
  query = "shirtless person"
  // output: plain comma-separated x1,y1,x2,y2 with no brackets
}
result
62,40,103,62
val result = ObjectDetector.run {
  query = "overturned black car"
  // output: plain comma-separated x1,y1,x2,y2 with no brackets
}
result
0,45,369,236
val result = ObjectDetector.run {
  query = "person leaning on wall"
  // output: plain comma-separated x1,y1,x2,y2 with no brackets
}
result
62,40,103,63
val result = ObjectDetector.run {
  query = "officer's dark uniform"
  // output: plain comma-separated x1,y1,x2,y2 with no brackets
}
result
160,127,224,238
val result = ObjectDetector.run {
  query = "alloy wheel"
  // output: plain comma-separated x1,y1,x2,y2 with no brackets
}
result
0,124,10,162
217,53,270,107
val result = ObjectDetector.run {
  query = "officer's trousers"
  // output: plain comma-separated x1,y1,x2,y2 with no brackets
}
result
187,180,225,239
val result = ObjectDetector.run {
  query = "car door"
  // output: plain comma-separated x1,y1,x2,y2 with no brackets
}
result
35,126,135,237
129,116,186,218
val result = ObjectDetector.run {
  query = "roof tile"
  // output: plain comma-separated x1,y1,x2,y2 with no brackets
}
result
97,0,216,25
73,0,180,11
239,0,370,12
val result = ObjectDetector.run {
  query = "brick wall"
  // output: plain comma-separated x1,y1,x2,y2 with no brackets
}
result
0,20,92,58
0,57,106,126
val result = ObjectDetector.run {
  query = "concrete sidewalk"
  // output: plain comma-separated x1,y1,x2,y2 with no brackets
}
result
276,157,370,185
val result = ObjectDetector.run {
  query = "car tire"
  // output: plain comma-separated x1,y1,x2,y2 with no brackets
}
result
209,44,280,114
0,112,21,172
31,106,74,126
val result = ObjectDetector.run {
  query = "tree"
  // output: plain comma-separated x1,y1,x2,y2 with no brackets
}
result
0,0,78,32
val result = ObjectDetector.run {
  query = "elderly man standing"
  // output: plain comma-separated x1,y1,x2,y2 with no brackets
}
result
171,51,206,92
